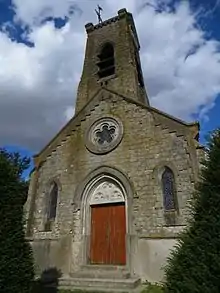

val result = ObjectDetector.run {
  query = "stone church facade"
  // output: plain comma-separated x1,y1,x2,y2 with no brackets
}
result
25,8,204,290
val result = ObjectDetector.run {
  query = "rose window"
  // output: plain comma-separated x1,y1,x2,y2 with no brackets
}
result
94,123,116,145
85,117,123,154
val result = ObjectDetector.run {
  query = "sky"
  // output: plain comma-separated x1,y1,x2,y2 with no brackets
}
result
0,0,220,177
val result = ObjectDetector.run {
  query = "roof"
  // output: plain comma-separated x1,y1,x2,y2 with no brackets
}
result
33,87,201,168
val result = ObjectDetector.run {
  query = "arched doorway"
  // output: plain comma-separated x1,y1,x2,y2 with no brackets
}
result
90,179,126,265
82,174,127,266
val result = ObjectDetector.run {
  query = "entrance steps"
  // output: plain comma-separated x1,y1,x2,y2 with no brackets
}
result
71,265,131,279
59,265,142,292
59,276,141,292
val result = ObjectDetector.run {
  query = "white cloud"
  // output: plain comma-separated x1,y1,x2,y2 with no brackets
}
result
137,2,220,119
12,0,82,26
0,0,220,151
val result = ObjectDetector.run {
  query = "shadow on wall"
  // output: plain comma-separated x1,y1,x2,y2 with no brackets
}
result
32,267,62,293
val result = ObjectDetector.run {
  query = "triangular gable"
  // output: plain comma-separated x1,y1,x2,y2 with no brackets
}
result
34,87,200,167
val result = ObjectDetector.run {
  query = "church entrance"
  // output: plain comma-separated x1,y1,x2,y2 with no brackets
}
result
90,202,126,265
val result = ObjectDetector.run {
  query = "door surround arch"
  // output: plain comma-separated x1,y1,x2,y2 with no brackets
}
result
75,166,135,272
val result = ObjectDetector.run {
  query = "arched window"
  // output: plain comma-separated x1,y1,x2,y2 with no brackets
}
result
44,182,58,231
162,167,176,211
97,43,115,79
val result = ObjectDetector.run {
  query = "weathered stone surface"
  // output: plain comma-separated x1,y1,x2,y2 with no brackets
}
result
58,276,141,292
24,8,204,288
75,9,149,113
25,92,201,281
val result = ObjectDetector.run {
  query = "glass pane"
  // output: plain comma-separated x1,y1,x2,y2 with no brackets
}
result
48,183,58,220
162,167,175,211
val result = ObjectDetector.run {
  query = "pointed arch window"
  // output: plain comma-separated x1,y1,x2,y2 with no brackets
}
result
162,167,177,211
44,182,58,231
97,43,115,79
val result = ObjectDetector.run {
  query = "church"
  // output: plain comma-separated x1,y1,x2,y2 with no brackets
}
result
25,8,204,291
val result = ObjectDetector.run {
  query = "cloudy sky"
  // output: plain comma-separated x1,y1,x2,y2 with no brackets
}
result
0,0,220,165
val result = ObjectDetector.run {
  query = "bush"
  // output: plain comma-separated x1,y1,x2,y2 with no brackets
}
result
164,129,220,293
0,149,34,293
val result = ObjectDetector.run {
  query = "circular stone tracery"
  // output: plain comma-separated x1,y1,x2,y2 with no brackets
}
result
85,117,123,154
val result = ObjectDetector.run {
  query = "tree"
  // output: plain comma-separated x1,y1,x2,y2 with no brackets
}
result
164,129,220,293
0,149,34,293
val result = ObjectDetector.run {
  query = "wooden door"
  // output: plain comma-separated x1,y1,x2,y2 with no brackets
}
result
109,203,126,265
90,203,126,265
90,204,109,264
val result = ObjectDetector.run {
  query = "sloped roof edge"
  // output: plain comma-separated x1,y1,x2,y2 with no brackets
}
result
33,87,103,160
105,87,199,129
34,87,200,166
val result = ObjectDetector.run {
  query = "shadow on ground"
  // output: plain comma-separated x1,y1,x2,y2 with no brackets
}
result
32,267,62,293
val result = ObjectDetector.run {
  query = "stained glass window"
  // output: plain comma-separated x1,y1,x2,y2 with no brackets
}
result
47,182,58,220
162,167,176,211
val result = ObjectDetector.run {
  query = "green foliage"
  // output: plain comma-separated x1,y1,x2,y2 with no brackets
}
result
58,291,104,293
57,283,164,293
164,129,220,293
0,149,34,293
142,282,164,293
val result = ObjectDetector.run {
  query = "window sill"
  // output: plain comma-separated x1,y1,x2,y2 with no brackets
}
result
162,225,186,234
97,73,116,84
31,232,59,241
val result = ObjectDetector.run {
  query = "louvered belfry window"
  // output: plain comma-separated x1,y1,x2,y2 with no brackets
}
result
97,43,115,79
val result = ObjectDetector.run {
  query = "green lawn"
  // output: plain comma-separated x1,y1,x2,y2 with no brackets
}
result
58,283,163,293
33,279,163,293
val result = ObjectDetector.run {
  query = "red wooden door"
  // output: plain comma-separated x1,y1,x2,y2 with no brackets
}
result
90,204,109,264
90,203,126,265
109,203,126,265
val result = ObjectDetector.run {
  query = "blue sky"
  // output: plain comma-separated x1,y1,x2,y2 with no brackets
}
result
0,0,220,178
189,0,220,142
190,0,220,139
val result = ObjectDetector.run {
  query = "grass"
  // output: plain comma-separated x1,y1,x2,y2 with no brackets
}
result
39,285,163,293
58,283,164,293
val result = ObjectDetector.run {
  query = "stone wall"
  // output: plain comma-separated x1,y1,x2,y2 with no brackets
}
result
135,238,178,282
75,9,149,113
26,91,200,281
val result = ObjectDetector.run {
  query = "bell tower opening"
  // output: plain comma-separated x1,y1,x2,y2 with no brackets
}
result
75,8,150,113
97,43,115,79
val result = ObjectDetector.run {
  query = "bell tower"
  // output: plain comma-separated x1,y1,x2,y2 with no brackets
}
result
75,8,149,113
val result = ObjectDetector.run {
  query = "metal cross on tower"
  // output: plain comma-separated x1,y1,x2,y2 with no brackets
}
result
95,5,103,24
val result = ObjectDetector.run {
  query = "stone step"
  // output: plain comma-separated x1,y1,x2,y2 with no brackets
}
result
59,276,141,292
81,265,129,271
72,265,130,279
71,270,130,279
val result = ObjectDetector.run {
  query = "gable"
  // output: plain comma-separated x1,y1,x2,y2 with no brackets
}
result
34,87,200,168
